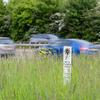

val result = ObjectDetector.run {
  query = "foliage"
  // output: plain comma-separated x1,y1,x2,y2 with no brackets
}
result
0,0,11,37
0,0,100,41
7,0,38,41
64,0,100,41
7,0,60,41
0,55,99,99
85,6,100,41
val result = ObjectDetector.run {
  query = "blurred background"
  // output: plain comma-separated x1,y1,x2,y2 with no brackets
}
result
0,0,100,42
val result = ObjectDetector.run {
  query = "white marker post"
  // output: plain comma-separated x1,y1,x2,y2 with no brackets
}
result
63,46,72,84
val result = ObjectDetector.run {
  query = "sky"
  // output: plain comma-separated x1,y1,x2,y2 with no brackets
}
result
3,0,8,3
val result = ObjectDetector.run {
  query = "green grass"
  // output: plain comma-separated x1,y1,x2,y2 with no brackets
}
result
0,54,99,100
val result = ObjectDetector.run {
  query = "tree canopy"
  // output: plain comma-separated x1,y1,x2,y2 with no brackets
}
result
0,0,99,42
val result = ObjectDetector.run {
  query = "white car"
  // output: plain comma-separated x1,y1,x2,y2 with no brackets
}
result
0,37,16,56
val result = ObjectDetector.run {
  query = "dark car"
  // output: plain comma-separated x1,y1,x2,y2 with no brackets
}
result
39,39,98,55
29,34,59,44
0,37,16,56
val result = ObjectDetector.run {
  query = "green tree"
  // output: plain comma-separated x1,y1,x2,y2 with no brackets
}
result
0,0,5,36
7,0,59,41
7,0,39,41
64,0,98,41
0,0,11,37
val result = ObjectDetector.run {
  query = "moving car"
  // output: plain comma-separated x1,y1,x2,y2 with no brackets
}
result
29,34,59,44
89,44,100,54
0,37,16,56
39,39,99,55
90,44,100,50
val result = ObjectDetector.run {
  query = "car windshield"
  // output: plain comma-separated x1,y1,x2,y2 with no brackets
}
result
0,39,14,44
32,35,47,38
32,34,59,39
47,34,59,39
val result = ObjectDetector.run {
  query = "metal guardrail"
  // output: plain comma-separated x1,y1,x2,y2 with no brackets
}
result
15,44,50,56
16,44,49,46
15,44,49,49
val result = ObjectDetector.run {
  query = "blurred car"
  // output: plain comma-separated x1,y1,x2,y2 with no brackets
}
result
29,34,59,44
89,44,100,53
39,39,99,55
90,44,100,50
0,37,16,56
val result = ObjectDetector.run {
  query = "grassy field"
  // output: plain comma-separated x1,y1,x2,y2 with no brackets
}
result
0,54,99,100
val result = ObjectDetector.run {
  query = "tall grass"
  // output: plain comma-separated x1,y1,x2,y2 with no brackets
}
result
0,54,99,100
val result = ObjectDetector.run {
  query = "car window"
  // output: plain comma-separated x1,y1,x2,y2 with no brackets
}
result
0,39,14,44
32,35,47,38
32,34,59,40
48,35,59,39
